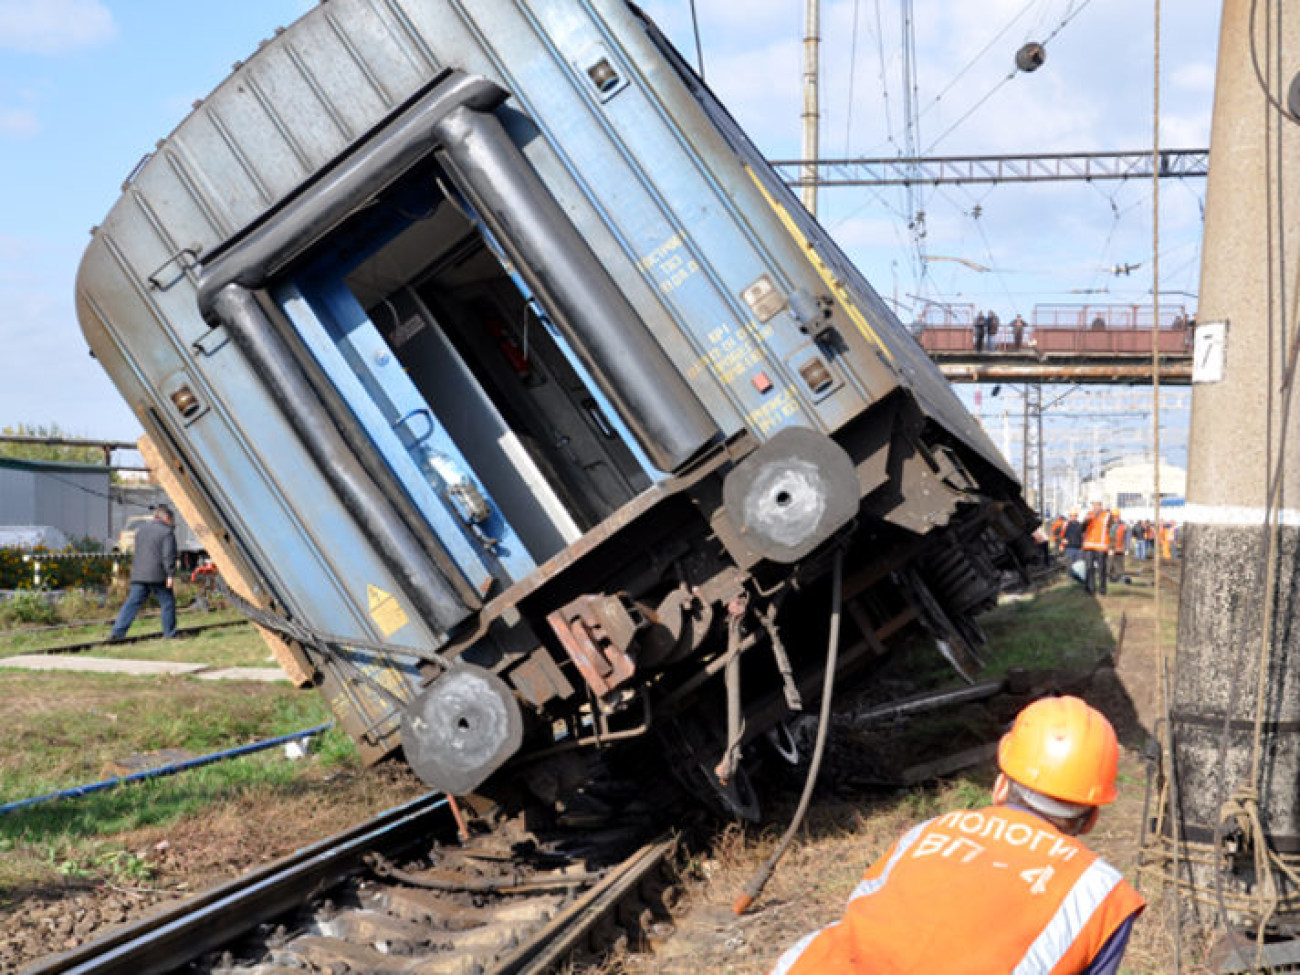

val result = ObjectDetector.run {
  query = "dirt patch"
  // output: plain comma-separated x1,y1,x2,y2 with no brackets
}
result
0,764,425,974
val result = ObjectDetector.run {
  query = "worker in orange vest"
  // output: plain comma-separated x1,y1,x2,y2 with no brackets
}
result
1081,500,1112,596
770,696,1145,975
1108,510,1127,583
1050,514,1067,555
1159,522,1175,560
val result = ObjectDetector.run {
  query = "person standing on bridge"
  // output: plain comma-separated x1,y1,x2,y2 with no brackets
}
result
974,311,988,353
1012,313,1027,350
109,504,178,642
770,696,1145,975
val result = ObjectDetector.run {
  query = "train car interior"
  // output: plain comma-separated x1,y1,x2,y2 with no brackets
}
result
272,163,655,587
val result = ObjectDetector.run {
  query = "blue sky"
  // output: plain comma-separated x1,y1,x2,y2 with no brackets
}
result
0,0,1219,477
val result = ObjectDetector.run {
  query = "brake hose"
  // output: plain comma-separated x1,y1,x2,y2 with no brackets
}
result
733,546,844,914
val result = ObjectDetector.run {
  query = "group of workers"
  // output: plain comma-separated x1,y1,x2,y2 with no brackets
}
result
972,310,1029,352
1047,503,1178,595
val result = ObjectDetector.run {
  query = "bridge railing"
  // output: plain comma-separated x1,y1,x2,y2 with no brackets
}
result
912,303,1193,355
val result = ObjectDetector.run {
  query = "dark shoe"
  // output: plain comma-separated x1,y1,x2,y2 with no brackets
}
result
107,634,125,643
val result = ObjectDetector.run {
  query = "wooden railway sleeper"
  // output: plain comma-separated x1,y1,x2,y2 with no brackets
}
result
366,852,605,895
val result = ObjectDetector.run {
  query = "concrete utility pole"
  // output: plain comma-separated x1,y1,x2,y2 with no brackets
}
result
801,0,820,216
1166,0,1300,936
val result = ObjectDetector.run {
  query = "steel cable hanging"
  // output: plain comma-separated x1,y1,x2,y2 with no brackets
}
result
1146,1,1184,967
843,0,863,156
689,0,705,80
872,0,897,153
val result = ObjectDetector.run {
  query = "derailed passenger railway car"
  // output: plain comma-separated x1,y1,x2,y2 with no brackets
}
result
78,0,1036,816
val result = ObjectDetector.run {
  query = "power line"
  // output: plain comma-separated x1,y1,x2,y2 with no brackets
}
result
917,0,1047,124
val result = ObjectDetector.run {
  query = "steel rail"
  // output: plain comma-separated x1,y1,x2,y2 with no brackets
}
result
30,619,247,655
493,838,676,975
1,605,241,636
23,793,452,975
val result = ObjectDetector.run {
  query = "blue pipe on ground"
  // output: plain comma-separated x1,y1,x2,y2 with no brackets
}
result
0,722,334,816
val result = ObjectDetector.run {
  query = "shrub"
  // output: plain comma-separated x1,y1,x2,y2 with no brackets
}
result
0,546,123,590
2,590,58,625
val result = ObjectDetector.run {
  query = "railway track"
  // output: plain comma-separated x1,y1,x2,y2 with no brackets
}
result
24,793,678,975
12,620,248,655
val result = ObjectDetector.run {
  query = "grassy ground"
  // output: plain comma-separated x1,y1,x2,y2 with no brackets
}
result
979,580,1117,674
0,613,371,904
0,607,251,659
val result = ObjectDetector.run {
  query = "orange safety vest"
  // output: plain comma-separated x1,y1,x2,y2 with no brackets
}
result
771,805,1145,975
1083,511,1111,552
1111,522,1127,554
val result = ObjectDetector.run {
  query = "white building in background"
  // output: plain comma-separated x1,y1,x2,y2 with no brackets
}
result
1078,457,1186,521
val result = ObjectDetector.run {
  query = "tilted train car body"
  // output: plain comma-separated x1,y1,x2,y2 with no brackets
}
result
78,0,1035,814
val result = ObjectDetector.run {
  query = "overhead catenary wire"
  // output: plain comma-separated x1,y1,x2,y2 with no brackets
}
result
872,0,898,154
917,0,1048,123
843,0,863,156
922,0,1097,155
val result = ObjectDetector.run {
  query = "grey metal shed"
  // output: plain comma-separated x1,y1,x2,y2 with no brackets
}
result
0,457,113,546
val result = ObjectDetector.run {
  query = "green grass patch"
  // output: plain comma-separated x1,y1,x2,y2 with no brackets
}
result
0,728,359,897
899,774,994,821
90,622,272,668
0,607,247,657
0,672,335,802
976,582,1115,676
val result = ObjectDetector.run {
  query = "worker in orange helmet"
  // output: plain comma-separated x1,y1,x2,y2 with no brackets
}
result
770,696,1144,975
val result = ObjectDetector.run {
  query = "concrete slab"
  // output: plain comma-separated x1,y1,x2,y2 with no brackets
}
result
195,667,289,683
0,655,207,676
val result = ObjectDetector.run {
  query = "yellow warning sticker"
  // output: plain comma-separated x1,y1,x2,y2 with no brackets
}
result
367,584,409,637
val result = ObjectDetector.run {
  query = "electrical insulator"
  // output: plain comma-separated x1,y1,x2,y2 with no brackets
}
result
1016,42,1046,73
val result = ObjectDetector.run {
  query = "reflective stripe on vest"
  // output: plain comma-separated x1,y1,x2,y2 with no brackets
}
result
1013,858,1126,973
769,806,1145,975
770,823,925,975
770,926,831,975
850,820,926,900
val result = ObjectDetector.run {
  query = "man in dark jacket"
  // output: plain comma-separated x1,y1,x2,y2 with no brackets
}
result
110,504,178,640
1063,508,1085,571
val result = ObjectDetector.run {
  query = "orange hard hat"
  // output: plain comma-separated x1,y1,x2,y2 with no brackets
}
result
998,696,1119,806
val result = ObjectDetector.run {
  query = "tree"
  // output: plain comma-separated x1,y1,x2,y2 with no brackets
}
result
0,424,106,466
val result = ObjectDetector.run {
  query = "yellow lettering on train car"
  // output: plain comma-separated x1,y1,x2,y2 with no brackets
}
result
744,166,895,365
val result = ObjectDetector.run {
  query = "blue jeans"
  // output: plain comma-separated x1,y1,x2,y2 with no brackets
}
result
111,582,177,639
